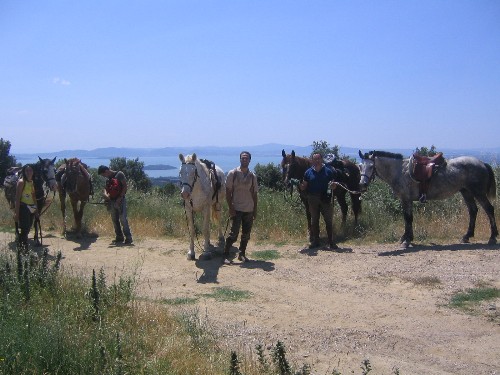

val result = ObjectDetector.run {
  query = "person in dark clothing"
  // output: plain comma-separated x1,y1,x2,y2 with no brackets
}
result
14,164,37,247
299,153,339,250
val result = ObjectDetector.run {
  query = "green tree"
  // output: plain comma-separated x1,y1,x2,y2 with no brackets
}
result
311,140,339,158
0,138,18,184
109,157,152,192
254,163,283,191
414,145,439,156
157,182,178,197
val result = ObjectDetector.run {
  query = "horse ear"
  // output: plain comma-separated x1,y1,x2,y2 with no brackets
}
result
291,150,295,159
358,150,364,160
51,157,56,164
179,154,185,163
282,149,286,157
38,156,43,162
192,153,197,161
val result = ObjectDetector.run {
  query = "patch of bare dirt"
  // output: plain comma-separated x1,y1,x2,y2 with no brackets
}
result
2,232,499,375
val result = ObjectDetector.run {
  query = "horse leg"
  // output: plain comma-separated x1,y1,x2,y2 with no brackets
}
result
76,201,86,238
59,192,67,236
475,194,498,245
335,191,348,224
185,207,196,260
198,206,212,261
300,195,312,242
71,199,81,236
350,193,362,225
213,203,225,248
460,190,478,243
400,200,413,248
33,218,41,247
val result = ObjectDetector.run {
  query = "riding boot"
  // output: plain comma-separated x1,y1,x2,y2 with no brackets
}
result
326,226,338,250
238,240,249,262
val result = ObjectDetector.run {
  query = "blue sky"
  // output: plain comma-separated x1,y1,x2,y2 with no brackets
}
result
1,1,499,154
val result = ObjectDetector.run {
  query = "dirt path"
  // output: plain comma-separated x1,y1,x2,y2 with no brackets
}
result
2,232,499,375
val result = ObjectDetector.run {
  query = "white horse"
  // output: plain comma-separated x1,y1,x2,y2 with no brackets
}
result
178,153,226,260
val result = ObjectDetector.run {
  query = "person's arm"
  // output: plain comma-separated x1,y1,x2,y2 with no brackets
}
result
252,177,258,219
14,179,23,222
225,171,235,217
116,175,128,205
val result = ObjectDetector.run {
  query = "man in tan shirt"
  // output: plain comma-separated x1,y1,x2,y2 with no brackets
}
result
223,151,258,264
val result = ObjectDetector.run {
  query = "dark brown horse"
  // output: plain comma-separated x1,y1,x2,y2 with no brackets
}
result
57,158,91,238
281,150,362,240
3,157,58,246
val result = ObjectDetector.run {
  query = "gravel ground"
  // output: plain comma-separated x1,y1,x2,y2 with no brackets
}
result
2,231,499,375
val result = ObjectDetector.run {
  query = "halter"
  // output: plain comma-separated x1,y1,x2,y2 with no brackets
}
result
180,162,199,193
360,157,377,185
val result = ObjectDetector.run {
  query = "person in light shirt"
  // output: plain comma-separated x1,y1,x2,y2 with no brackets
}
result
223,151,258,264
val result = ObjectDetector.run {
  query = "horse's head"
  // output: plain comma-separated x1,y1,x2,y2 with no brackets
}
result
358,150,375,192
38,156,58,191
280,149,293,185
64,158,83,193
178,153,198,200
286,150,311,184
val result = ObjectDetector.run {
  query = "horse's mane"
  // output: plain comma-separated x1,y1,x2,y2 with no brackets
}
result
370,151,403,159
67,157,81,166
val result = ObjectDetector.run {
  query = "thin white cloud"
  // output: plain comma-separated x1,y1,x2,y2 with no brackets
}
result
53,77,71,86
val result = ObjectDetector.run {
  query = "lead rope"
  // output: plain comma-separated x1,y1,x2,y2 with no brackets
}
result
330,181,364,196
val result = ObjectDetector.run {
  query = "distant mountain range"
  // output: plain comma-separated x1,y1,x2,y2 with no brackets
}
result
14,143,500,164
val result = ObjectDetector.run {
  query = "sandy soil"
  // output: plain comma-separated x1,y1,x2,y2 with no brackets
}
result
2,231,499,375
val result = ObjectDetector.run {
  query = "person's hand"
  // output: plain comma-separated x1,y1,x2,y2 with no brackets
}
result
329,181,337,190
290,178,300,186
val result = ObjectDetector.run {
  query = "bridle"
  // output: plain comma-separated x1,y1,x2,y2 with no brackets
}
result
360,157,377,185
180,162,199,194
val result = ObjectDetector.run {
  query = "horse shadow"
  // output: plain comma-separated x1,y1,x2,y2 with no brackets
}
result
63,230,98,251
299,243,354,256
194,245,276,283
378,242,500,256
195,255,223,284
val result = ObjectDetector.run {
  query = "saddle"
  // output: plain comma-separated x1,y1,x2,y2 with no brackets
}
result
410,152,445,203
324,156,349,184
200,158,221,200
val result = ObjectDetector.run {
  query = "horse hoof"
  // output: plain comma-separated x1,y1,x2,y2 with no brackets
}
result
488,238,497,246
198,252,212,261
461,237,470,244
187,253,196,261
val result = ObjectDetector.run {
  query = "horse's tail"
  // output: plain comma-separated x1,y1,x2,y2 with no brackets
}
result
485,163,496,200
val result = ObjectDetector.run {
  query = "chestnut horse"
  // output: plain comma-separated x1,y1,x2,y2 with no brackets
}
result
281,150,362,240
57,158,91,238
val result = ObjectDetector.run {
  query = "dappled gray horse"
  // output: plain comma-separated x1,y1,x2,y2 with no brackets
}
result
358,150,498,248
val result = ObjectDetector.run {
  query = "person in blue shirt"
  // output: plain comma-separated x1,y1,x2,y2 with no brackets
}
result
299,153,339,250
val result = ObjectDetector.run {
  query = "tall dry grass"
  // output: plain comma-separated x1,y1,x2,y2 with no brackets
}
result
1,176,498,245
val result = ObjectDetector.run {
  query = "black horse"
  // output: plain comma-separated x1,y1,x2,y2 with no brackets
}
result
281,150,362,241
4,157,58,246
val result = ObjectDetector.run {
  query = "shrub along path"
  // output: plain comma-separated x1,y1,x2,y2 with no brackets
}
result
2,231,499,374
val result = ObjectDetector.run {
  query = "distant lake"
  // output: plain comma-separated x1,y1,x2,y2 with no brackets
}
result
16,155,285,178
